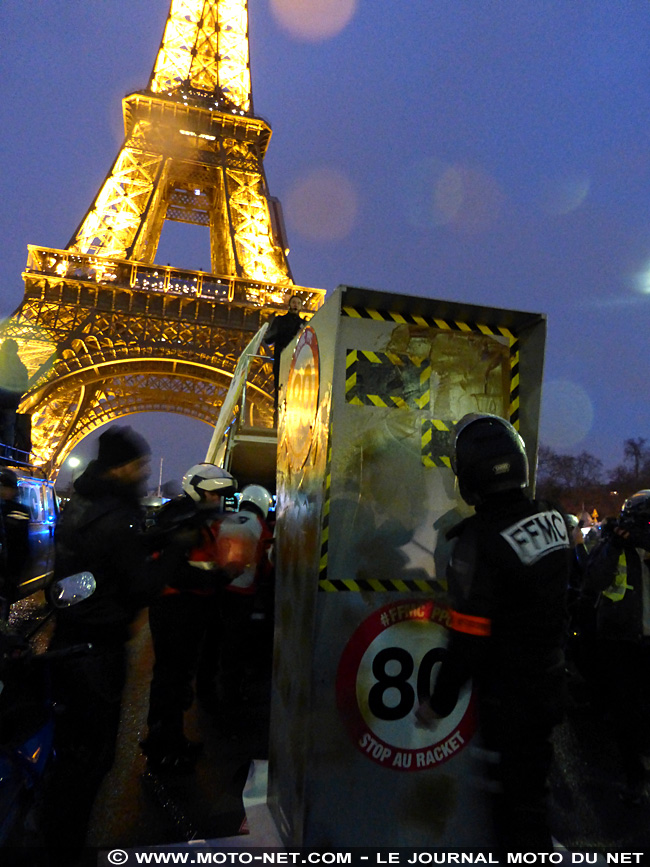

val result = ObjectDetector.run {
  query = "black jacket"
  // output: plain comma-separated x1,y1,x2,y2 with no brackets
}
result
430,493,570,718
53,462,162,644
264,311,303,359
584,538,649,642
0,497,30,597
147,495,230,593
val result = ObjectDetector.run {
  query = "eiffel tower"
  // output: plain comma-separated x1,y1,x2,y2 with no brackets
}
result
2,0,323,476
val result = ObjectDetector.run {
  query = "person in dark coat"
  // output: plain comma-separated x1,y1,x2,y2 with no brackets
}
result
417,414,570,854
263,294,304,421
0,339,28,451
0,467,31,616
42,425,161,861
583,490,650,805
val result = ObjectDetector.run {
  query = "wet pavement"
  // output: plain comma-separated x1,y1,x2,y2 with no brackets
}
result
8,595,273,851
86,608,273,849
549,695,650,853
7,595,650,854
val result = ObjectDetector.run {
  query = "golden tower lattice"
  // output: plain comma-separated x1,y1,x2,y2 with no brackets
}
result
2,0,323,476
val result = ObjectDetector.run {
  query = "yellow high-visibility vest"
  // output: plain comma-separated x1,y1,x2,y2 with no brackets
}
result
602,553,634,603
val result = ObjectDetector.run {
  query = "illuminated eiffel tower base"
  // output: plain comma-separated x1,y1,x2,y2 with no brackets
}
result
2,0,323,476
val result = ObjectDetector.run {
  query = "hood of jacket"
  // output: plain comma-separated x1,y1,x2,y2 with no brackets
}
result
55,462,143,548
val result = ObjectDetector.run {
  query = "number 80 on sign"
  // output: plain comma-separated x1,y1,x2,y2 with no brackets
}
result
336,599,476,772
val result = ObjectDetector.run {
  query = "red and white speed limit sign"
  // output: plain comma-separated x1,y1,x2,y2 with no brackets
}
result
336,599,476,772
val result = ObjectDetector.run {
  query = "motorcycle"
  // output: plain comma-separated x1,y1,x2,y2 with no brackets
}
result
0,572,95,852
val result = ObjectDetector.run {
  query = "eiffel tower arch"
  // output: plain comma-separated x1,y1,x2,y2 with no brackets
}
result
3,0,323,477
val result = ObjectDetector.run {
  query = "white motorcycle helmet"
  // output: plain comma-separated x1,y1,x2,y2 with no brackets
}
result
239,484,273,519
182,463,236,502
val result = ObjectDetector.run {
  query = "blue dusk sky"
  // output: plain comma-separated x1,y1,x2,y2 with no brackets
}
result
1,0,649,488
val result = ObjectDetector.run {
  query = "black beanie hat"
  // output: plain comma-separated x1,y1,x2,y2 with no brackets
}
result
97,425,151,469
0,468,18,488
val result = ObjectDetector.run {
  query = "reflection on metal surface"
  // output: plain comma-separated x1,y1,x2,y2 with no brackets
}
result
270,286,545,847
285,327,320,470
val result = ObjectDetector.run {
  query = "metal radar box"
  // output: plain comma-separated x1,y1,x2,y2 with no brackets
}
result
269,285,546,847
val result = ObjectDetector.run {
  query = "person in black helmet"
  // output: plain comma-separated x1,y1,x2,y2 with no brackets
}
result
417,413,570,854
0,467,30,615
141,462,238,773
583,489,650,806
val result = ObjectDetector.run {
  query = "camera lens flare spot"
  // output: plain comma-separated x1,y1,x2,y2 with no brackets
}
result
539,379,594,449
403,157,503,235
286,166,359,242
270,0,358,42
537,172,591,216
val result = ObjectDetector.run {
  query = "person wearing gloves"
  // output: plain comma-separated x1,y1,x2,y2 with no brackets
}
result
417,414,570,854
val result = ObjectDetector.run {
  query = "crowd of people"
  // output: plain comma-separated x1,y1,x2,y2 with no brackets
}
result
36,426,274,863
0,405,648,858
414,414,650,854
568,491,650,805
7,290,646,856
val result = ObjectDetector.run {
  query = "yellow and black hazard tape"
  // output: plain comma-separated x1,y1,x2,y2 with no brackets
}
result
318,440,333,581
342,306,520,431
345,349,430,410
318,307,521,590
318,577,438,593
421,418,453,468
342,305,515,340
509,336,520,430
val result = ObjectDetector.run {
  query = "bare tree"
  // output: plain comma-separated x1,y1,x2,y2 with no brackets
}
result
623,437,648,483
537,446,603,490
536,445,605,514
573,451,604,488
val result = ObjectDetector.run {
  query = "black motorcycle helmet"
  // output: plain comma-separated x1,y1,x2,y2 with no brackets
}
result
620,489,650,550
452,413,529,506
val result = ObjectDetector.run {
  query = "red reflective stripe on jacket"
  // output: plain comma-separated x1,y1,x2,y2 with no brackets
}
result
449,609,492,636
